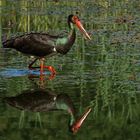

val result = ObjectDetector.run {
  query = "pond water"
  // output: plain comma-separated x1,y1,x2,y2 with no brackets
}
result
0,0,140,140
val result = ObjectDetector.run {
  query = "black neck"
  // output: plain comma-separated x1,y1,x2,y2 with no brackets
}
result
55,21,76,55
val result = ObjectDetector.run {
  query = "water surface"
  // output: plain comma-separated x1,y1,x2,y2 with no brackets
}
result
0,0,140,140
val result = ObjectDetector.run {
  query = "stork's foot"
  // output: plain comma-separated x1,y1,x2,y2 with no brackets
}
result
28,66,56,75
43,65,56,80
44,66,56,75
28,58,56,80
28,65,56,79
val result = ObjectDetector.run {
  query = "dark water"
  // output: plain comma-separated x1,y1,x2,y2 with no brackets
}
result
0,0,140,140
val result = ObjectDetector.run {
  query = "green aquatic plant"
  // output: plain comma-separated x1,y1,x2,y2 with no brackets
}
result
0,0,139,139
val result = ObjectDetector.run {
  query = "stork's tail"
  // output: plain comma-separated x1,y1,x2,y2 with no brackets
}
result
2,38,14,48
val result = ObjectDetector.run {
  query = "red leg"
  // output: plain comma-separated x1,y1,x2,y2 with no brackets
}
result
28,57,56,79
44,65,56,80
39,58,56,75
40,58,44,75
40,58,56,80
44,66,56,75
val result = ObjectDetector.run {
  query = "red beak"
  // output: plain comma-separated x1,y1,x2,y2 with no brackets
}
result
75,19,91,40
71,108,92,134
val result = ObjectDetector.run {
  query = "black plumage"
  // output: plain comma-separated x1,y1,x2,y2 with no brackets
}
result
3,31,76,57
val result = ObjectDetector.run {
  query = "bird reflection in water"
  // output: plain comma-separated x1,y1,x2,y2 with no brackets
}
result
4,77,91,133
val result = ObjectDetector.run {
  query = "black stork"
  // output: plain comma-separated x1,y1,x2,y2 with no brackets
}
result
4,88,91,133
2,14,91,75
